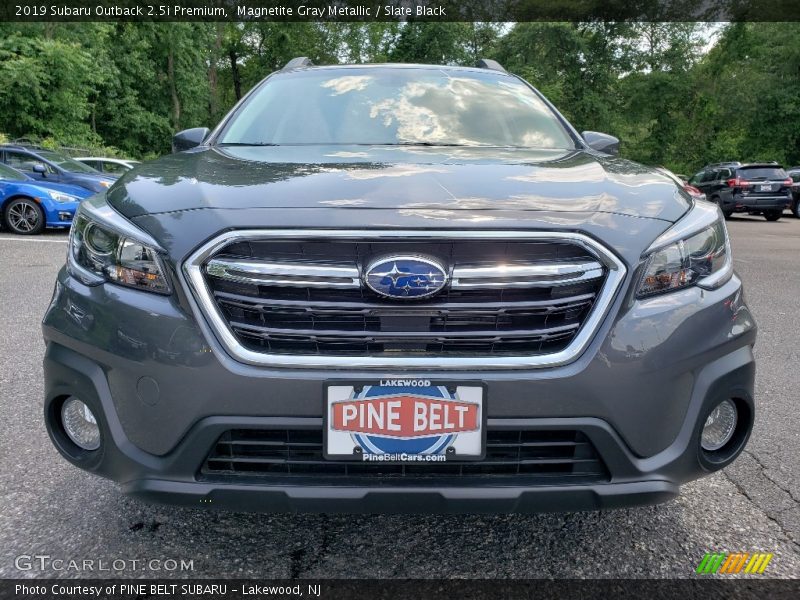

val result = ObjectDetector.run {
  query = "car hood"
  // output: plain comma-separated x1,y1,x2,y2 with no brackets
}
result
28,180,93,198
108,145,690,222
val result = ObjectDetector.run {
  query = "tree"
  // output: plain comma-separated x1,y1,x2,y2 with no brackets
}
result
389,22,472,65
0,27,101,145
615,23,705,168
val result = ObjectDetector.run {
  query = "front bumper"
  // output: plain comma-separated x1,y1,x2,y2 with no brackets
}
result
43,199,78,228
126,478,679,513
42,266,757,513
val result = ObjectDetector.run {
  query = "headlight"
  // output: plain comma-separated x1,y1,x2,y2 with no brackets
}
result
48,190,79,203
68,200,170,294
637,201,733,298
98,180,112,188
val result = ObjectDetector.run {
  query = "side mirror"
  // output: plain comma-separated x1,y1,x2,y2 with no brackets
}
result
582,131,620,156
172,127,210,153
32,164,47,174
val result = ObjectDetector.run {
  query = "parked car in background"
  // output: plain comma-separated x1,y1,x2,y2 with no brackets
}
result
0,144,115,193
0,163,92,234
75,157,141,177
689,162,792,221
657,168,706,201
786,166,800,218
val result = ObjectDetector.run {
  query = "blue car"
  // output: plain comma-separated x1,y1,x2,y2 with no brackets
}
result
0,163,92,234
0,144,115,193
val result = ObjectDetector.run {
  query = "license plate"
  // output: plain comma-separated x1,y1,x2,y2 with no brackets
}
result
324,380,485,461
759,184,773,192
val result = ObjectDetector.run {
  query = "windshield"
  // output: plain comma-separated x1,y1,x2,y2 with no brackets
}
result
36,149,99,173
736,166,787,180
218,68,575,149
0,163,28,181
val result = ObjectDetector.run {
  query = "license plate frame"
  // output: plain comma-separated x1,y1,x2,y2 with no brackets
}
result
323,380,487,462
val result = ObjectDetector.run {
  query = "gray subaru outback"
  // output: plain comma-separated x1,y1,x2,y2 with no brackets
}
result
42,59,756,513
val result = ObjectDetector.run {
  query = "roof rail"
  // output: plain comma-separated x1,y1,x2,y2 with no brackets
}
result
475,58,507,73
706,161,742,168
283,57,314,70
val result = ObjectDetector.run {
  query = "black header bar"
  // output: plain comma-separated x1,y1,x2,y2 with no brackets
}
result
3,1,800,22
2,579,800,600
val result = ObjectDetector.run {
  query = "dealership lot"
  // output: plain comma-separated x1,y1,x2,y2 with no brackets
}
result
0,216,798,579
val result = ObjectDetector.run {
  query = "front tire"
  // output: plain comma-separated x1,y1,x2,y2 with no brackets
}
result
793,200,800,219
3,198,45,235
764,210,782,222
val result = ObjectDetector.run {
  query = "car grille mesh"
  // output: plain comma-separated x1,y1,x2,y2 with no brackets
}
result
201,238,607,357
200,428,610,485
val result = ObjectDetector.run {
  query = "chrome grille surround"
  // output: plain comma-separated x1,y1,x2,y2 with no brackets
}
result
182,230,627,370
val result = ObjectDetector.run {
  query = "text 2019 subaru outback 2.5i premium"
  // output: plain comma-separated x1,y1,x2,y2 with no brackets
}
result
42,59,756,513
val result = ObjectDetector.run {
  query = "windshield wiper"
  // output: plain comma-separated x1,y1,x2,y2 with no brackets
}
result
380,142,470,147
217,142,514,148
373,142,532,148
216,142,280,147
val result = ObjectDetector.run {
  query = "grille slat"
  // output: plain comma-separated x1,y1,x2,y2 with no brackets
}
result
212,289,598,314
229,321,580,341
216,440,320,448
201,238,607,358
201,429,610,485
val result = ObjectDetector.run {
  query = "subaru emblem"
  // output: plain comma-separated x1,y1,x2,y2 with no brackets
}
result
364,256,448,299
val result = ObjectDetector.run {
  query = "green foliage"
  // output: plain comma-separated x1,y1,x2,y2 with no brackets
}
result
682,23,800,170
0,29,102,146
0,21,796,173
389,22,467,64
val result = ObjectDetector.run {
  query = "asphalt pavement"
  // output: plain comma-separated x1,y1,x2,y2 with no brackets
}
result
0,215,798,579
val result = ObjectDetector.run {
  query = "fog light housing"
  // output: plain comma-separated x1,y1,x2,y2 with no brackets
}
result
701,399,738,451
61,397,101,451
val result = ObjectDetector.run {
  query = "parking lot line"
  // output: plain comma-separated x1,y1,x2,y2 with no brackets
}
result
0,236,68,244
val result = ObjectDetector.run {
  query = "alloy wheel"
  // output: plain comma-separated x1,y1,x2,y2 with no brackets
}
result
6,199,43,234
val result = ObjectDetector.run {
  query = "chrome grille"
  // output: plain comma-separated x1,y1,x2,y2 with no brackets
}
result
183,230,626,369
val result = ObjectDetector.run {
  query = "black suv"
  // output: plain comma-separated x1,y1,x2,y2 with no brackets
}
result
689,162,792,221
787,166,800,218
0,145,114,193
